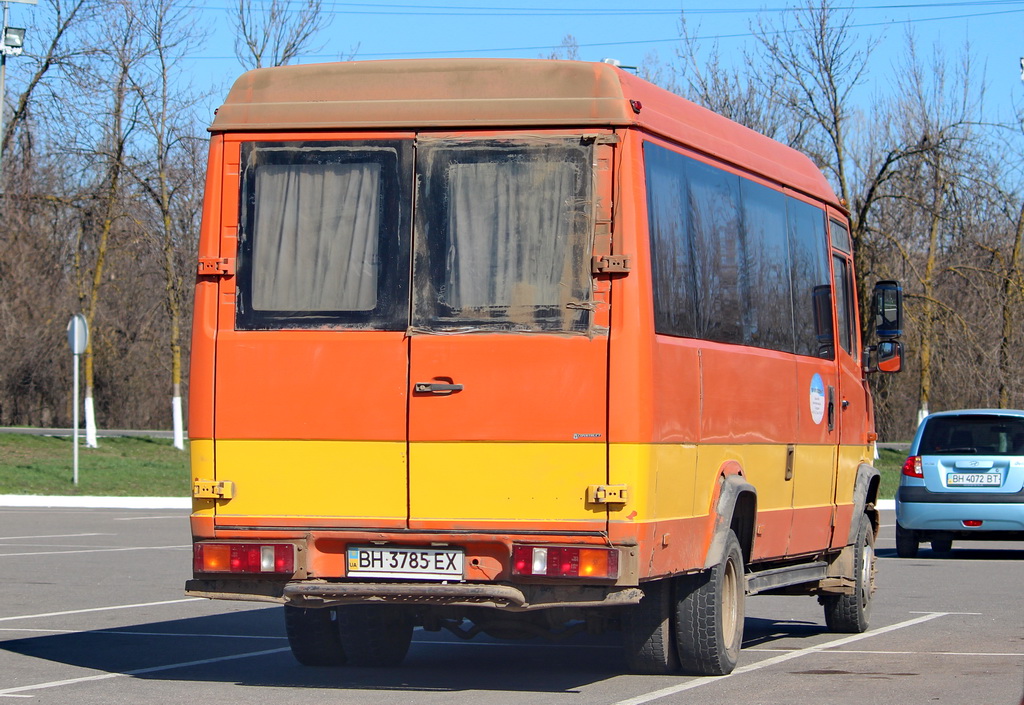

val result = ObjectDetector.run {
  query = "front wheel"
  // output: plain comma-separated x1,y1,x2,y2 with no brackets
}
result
674,530,745,676
823,513,875,633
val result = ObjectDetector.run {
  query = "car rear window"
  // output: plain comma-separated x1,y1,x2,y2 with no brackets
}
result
919,415,1024,455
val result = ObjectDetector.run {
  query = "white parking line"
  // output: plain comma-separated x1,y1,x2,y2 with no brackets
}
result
112,516,184,521
0,598,205,623
0,627,285,640
611,612,950,705
0,647,293,697
0,533,111,541
0,545,189,558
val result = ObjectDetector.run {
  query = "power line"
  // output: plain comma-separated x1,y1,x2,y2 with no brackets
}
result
184,3,1024,61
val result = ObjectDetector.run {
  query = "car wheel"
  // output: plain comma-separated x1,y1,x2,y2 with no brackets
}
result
931,538,953,554
336,605,414,667
895,522,918,558
283,605,347,666
622,577,678,674
674,530,745,676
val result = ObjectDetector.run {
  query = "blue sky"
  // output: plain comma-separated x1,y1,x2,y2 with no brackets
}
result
10,1,1024,124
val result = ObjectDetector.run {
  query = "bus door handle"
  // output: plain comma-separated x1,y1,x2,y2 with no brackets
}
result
827,386,836,432
414,382,464,395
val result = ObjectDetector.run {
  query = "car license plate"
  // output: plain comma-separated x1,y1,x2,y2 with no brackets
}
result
947,473,1001,487
347,546,464,580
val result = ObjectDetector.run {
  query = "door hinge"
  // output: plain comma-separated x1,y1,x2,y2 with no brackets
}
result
197,257,235,277
193,480,235,499
587,484,629,504
591,254,632,275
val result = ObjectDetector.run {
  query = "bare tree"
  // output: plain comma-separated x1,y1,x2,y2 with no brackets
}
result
545,34,580,61
124,0,207,448
231,0,328,70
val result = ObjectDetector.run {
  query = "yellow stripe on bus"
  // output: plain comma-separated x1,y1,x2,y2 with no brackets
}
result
213,440,408,520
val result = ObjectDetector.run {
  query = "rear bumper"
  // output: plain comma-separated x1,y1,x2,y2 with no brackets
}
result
185,578,642,612
896,492,1024,533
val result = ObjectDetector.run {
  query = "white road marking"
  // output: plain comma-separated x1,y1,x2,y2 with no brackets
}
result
0,647,292,697
0,534,111,541
0,598,205,623
0,544,189,558
611,612,950,705
0,628,285,640
112,516,183,521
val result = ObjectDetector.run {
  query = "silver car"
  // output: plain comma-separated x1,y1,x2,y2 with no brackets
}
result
895,409,1024,557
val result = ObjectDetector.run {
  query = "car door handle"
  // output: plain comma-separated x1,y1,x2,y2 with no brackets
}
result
414,382,464,394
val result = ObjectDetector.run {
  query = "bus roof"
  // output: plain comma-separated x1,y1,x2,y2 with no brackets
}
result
212,58,840,207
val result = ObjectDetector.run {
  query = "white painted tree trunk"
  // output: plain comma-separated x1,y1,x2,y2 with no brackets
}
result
172,395,185,450
84,394,98,448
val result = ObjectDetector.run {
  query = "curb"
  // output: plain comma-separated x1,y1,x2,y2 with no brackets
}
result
0,495,191,509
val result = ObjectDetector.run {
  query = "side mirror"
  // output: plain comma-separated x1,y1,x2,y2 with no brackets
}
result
872,280,902,339
875,340,903,373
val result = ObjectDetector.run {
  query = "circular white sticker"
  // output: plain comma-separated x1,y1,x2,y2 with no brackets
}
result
809,373,826,425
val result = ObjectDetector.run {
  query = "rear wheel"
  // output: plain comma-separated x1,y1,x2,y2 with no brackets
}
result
930,538,953,554
336,605,414,667
895,522,918,558
674,530,745,676
622,578,678,674
283,605,347,666
823,513,875,633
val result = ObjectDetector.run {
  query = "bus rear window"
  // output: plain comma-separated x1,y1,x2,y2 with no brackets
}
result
235,141,412,330
412,139,594,333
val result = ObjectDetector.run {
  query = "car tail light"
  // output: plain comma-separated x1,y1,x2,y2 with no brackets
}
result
511,545,619,579
902,456,923,478
963,520,983,527
194,543,295,574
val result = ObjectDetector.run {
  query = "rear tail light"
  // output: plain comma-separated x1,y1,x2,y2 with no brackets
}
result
902,456,923,478
512,545,619,579
194,543,295,574
963,520,983,527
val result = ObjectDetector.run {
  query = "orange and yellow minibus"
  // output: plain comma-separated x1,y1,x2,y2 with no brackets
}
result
186,59,904,675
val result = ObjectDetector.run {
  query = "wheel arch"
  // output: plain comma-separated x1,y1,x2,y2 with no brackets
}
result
703,467,757,570
850,462,881,543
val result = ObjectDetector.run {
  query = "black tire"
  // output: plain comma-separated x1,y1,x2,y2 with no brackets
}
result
895,522,918,558
622,578,678,674
283,605,347,667
335,605,414,667
823,513,875,633
674,530,745,676
930,538,953,554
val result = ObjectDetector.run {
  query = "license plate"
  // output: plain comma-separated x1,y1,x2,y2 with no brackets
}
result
947,473,1001,487
347,546,464,580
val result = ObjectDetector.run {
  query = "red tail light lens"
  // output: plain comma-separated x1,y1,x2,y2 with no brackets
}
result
511,545,618,579
194,543,295,574
963,520,983,527
902,456,923,478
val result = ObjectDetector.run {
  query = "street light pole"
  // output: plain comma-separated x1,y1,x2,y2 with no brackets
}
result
0,1,9,167
0,0,34,173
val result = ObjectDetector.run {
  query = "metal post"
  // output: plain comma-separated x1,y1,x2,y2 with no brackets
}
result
0,2,8,169
72,348,79,485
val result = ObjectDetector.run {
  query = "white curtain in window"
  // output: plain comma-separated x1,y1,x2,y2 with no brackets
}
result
444,160,578,310
252,161,381,311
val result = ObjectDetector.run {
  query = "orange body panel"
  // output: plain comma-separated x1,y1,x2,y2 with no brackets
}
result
408,335,608,443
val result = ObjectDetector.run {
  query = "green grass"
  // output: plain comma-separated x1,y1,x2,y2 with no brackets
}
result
876,447,905,500
0,434,190,497
0,433,905,500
